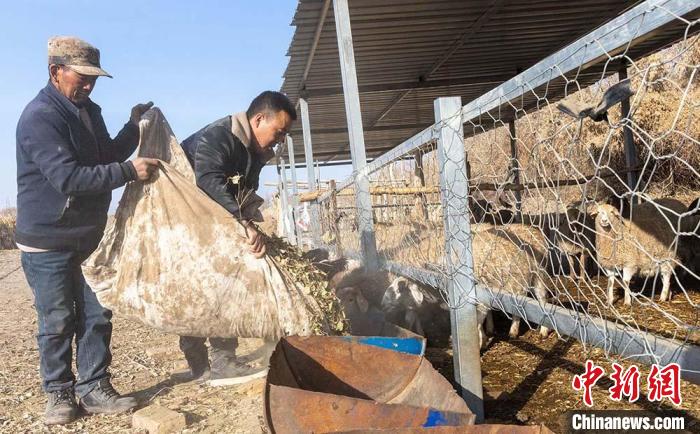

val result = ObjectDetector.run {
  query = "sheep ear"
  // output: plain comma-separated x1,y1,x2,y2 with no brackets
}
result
357,293,369,313
409,284,424,305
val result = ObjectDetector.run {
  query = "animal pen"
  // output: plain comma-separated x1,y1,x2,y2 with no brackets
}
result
276,0,700,422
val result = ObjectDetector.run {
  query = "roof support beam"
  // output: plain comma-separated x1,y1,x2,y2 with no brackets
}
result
422,0,507,79
291,123,428,135
299,0,332,91
300,75,509,98
369,0,507,126
319,126,427,163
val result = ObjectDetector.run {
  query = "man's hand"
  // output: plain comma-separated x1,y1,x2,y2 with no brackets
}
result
245,222,266,258
130,101,154,125
131,157,159,181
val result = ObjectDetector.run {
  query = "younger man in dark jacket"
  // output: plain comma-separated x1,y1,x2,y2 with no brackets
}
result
179,91,296,380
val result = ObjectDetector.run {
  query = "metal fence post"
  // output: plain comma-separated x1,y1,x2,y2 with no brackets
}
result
300,98,322,247
333,0,379,270
329,179,344,257
508,118,522,219
278,157,297,245
413,150,429,221
287,135,300,246
434,96,484,422
619,63,639,203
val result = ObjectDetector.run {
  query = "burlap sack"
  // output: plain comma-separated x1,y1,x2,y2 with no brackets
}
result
83,108,323,339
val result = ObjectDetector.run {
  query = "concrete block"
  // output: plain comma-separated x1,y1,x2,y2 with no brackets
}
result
133,405,186,434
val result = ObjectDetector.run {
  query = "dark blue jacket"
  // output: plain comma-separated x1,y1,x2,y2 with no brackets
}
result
15,82,139,252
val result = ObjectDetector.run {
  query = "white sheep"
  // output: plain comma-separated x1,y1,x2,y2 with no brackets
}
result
381,276,491,348
594,203,682,305
381,277,427,335
471,225,552,338
555,207,596,281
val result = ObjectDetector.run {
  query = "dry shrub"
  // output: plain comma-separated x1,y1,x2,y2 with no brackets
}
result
465,34,700,208
0,208,17,250
321,35,700,262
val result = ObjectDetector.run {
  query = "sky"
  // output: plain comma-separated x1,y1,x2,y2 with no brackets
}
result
0,0,352,211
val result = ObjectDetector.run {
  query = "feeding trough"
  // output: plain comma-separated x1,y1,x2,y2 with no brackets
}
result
264,335,475,433
330,426,555,433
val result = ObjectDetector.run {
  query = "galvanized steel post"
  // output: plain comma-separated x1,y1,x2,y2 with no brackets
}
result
287,136,300,246
434,96,484,422
508,119,522,219
300,98,322,246
619,64,639,202
278,157,297,245
333,0,379,270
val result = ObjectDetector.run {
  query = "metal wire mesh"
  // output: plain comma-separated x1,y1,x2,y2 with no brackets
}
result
308,2,700,380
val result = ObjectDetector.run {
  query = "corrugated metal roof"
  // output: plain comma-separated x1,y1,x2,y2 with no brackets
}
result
280,0,697,164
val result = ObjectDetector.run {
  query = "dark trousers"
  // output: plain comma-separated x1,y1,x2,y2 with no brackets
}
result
21,250,112,397
179,336,238,373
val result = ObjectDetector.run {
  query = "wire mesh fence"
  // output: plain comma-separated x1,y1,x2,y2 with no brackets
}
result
461,23,700,356
302,0,700,384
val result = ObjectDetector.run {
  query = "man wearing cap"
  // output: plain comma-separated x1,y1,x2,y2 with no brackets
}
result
16,36,159,425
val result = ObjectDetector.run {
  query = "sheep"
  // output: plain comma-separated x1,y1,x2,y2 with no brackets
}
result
606,194,687,219
380,276,489,347
380,277,427,335
470,226,552,338
469,198,515,225
328,260,390,308
679,213,700,280
688,198,700,217
594,203,682,305
554,207,596,281
302,247,330,263
380,277,453,338
325,259,397,335
330,266,449,339
517,210,602,277
334,286,387,336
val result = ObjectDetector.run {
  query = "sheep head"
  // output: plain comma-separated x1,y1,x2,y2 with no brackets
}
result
382,277,424,311
595,203,622,230
336,286,369,313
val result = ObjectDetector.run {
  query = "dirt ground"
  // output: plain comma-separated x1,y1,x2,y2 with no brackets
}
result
2,247,700,433
0,250,267,434
427,312,700,434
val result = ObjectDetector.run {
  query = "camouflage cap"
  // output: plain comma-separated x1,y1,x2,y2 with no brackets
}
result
48,36,112,78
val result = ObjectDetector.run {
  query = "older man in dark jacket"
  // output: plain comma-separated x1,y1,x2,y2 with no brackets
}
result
179,90,296,381
16,36,158,425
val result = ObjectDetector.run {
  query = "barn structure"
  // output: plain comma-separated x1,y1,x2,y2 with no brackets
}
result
274,0,700,421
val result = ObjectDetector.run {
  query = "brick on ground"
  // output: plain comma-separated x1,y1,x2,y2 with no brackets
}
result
133,405,186,434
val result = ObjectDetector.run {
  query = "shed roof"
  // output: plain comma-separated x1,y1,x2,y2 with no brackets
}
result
281,0,697,164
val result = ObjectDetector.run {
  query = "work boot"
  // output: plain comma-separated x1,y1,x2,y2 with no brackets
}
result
44,389,78,425
184,349,211,381
210,348,260,380
179,336,210,381
79,379,137,414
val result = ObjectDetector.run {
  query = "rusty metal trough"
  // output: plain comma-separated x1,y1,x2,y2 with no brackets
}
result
264,335,475,433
